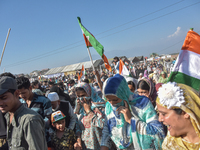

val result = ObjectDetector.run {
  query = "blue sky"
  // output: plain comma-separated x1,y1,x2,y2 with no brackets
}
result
0,0,200,74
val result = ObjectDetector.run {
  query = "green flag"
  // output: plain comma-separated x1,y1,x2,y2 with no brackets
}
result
77,17,104,56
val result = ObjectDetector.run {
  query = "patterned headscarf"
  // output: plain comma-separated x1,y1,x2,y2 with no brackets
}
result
76,82,91,96
103,74,133,102
75,82,105,115
102,74,135,149
156,83,200,149
139,77,157,102
125,76,138,92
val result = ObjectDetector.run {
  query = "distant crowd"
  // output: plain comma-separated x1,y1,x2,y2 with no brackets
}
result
2,56,199,150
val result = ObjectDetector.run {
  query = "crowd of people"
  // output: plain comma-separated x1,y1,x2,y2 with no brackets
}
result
0,56,200,150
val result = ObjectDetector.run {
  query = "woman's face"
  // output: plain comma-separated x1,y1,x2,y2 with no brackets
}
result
75,90,89,98
137,88,149,98
128,84,135,93
105,95,122,105
162,74,166,78
157,103,190,137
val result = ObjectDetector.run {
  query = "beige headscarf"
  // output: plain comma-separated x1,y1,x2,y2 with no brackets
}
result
156,83,200,150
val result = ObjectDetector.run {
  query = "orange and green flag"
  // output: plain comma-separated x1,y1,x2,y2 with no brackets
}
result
77,17,112,71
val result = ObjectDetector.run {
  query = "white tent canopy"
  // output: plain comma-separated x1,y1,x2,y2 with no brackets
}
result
76,60,96,70
61,63,81,72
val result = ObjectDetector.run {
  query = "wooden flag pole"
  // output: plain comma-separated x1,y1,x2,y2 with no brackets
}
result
0,28,11,67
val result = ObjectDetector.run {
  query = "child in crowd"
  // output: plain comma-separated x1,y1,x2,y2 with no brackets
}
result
50,110,76,150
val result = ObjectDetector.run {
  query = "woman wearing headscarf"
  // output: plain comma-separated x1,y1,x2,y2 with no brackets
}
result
156,82,200,150
137,77,157,107
125,76,138,93
74,82,105,150
158,71,168,84
100,74,165,150
143,70,148,78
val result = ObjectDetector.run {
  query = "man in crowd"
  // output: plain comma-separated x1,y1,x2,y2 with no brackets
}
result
0,72,16,149
113,56,120,74
0,76,47,149
0,110,7,149
16,76,52,120
68,79,76,100
47,92,76,130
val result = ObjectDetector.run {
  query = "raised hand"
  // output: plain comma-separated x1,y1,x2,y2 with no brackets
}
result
116,100,132,124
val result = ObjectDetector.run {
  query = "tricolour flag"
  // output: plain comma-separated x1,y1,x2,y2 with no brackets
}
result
119,59,130,76
77,17,112,71
168,30,200,91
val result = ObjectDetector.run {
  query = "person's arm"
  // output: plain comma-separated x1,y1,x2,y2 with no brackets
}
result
43,97,53,117
100,115,112,149
67,102,77,130
23,117,48,150
93,70,103,91
82,99,105,129
74,117,82,150
43,97,53,124
83,109,105,128
129,97,165,149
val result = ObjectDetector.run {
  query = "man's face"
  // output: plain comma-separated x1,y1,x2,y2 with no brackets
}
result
18,87,32,101
51,101,60,110
0,91,19,113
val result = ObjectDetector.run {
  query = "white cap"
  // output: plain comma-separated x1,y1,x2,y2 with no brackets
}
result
47,92,59,102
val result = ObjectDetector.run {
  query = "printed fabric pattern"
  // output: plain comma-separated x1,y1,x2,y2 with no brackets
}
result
50,127,76,150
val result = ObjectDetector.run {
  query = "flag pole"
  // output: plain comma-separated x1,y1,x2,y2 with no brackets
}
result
87,47,98,82
87,47,95,71
0,28,11,67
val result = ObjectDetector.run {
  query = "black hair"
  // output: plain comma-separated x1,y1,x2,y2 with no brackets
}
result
174,108,183,115
94,82,98,86
127,81,135,88
69,79,75,85
83,79,89,84
16,76,30,89
113,56,119,62
0,72,16,79
58,82,63,86
34,80,39,84
31,81,38,88
137,80,150,91
48,81,54,85
75,87,86,93
149,71,153,74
